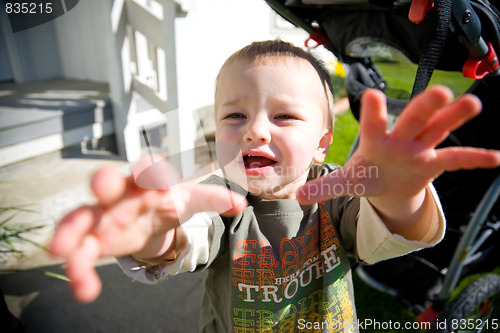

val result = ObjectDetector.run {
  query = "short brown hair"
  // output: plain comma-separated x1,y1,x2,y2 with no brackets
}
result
215,40,335,131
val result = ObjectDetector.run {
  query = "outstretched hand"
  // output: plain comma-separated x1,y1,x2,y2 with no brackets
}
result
298,85,500,206
50,155,247,303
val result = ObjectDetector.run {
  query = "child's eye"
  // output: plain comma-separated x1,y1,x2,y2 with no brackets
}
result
275,114,296,120
225,113,246,119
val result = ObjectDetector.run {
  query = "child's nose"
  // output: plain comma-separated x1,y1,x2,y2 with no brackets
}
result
244,116,271,143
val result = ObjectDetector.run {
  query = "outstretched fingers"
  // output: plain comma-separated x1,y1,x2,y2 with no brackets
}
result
178,183,248,220
132,154,181,190
296,160,382,205
51,165,129,257
436,147,500,172
65,235,102,303
296,172,349,204
91,165,128,206
416,94,482,148
358,89,388,144
391,85,454,141
50,206,100,258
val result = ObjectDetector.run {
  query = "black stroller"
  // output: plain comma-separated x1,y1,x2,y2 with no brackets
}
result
265,0,500,331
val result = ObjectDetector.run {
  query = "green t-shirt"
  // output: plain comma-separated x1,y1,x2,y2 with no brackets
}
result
198,164,361,332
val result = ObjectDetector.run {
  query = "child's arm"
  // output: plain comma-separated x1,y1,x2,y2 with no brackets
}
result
50,156,247,303
297,85,500,240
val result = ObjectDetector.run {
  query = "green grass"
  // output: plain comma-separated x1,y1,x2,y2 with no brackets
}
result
324,111,359,166
321,61,495,332
375,61,475,99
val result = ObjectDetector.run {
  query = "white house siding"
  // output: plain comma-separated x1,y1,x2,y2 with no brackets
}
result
53,1,109,83
0,0,335,169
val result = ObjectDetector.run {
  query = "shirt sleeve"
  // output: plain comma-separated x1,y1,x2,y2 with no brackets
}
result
116,212,214,283
356,184,446,265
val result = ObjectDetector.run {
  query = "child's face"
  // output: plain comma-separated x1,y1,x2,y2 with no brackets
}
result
215,58,332,200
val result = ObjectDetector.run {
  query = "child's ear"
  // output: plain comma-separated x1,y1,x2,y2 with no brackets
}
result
313,132,333,163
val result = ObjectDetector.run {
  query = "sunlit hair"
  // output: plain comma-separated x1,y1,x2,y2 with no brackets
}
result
215,40,335,132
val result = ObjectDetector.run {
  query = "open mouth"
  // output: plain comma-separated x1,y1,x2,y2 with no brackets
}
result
243,154,277,170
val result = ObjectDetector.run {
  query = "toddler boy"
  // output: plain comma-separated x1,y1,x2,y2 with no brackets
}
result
51,40,500,332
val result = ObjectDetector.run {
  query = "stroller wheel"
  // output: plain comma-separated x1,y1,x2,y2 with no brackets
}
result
427,274,500,333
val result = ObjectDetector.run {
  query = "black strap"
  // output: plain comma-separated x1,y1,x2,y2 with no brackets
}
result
411,0,453,98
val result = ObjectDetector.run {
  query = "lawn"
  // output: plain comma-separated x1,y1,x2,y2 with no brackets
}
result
376,61,475,98
325,111,359,166
322,61,483,332
324,60,475,167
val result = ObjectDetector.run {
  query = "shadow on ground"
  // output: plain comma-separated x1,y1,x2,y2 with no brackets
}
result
1,262,206,332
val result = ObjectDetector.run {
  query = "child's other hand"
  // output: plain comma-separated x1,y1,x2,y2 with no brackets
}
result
50,155,247,303
298,85,500,204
